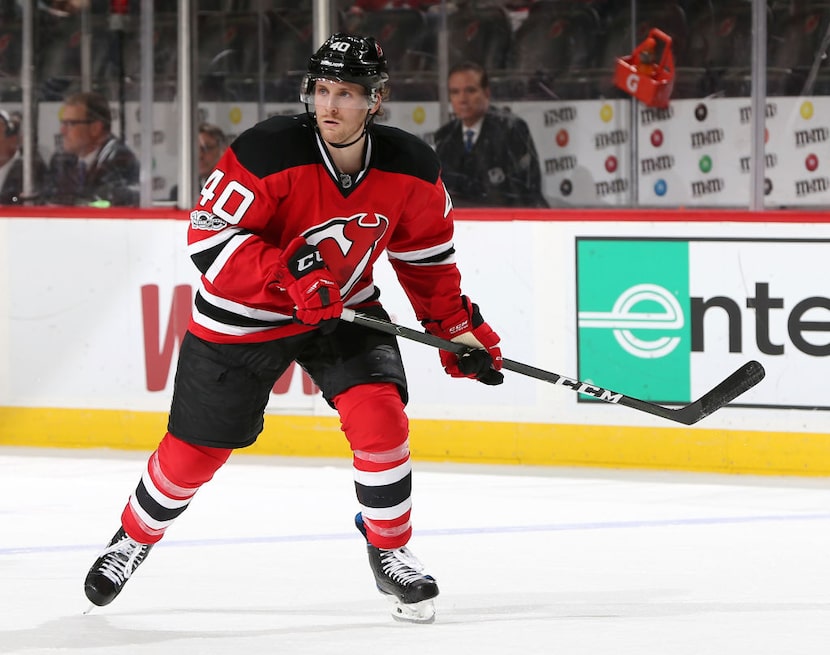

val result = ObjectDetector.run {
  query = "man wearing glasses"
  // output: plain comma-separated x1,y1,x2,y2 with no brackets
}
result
168,122,227,203
43,91,139,207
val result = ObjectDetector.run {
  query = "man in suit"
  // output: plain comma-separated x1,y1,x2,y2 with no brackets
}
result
0,109,47,204
433,61,548,208
43,91,139,206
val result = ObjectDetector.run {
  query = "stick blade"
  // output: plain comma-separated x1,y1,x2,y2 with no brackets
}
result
675,360,766,425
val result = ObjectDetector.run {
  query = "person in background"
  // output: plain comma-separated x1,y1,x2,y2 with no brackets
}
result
82,32,503,625
0,109,47,204
168,122,228,203
433,61,548,208
42,91,139,207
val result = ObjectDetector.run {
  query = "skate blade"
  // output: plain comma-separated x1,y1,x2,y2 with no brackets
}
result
386,596,436,624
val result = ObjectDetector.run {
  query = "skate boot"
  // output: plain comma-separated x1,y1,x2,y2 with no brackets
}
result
84,527,153,607
355,512,439,623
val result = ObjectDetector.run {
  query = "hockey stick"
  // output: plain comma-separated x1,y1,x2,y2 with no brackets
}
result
340,309,765,426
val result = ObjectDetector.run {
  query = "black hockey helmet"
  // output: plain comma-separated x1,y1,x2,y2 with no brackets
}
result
300,33,389,106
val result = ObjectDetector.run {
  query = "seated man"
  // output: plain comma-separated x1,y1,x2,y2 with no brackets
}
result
43,91,139,207
433,61,548,208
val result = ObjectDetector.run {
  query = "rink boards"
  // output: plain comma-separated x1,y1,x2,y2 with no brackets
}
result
1,208,829,475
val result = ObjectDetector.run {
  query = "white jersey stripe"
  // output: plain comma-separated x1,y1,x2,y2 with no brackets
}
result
204,232,255,283
186,226,245,256
387,240,454,263
198,284,293,321
191,309,279,336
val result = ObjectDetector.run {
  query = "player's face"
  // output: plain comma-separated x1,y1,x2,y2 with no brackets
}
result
313,79,377,144
448,69,490,126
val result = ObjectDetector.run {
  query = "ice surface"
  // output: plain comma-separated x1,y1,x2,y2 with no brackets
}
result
2,446,830,655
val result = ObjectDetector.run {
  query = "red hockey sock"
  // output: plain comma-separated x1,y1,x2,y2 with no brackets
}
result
334,383,412,549
121,432,232,544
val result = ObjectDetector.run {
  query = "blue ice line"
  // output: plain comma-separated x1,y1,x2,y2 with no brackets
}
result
2,512,829,557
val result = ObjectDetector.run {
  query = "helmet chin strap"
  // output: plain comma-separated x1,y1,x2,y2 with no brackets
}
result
320,109,375,149
327,127,366,149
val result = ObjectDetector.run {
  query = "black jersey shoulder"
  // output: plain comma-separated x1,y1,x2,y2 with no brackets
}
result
370,124,441,184
230,114,317,179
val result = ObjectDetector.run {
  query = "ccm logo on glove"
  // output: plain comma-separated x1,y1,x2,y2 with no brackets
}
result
294,249,324,274
423,296,504,386
275,237,343,330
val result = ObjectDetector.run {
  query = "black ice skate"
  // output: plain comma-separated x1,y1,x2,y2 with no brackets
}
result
84,527,153,607
355,512,439,623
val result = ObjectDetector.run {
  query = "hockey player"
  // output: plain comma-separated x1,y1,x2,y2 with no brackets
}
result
83,32,503,624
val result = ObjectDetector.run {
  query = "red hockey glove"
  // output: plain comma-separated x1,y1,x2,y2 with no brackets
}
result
274,237,342,329
423,296,504,386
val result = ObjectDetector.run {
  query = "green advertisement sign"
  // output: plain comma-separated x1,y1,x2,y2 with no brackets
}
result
576,239,691,403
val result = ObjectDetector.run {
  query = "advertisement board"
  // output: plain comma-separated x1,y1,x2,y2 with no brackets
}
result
576,237,830,410
1,212,829,422
2,211,830,473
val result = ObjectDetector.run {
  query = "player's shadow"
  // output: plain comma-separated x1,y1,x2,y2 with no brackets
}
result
0,607,396,653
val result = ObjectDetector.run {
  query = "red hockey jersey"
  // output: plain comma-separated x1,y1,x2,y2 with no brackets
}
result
186,113,465,344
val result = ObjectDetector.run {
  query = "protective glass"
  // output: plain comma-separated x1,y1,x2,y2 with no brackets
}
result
300,76,374,110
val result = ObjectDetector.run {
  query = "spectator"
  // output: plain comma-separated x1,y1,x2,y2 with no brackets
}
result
433,61,548,208
0,109,47,205
43,91,139,206
168,122,228,203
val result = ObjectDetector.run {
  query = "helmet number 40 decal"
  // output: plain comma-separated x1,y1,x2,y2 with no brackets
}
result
329,40,351,53
199,169,255,225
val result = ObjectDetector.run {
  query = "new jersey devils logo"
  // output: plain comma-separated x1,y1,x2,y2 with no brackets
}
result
302,213,389,296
